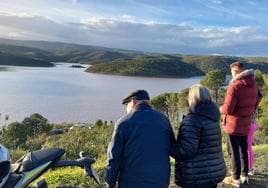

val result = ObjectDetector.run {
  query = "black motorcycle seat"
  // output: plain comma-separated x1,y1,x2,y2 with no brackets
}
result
22,148,65,171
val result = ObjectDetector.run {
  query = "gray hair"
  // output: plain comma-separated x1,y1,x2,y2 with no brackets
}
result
188,84,212,111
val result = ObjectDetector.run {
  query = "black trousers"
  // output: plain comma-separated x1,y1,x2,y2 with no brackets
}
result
227,134,248,179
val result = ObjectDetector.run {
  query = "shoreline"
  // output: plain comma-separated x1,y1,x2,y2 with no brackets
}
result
86,70,205,79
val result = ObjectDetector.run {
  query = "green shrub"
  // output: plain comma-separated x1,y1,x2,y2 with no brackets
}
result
44,125,113,159
10,148,28,162
38,168,96,187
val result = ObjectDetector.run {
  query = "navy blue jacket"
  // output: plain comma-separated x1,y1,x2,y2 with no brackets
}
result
172,102,226,187
105,103,175,188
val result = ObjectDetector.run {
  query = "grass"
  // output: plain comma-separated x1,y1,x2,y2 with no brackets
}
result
169,144,268,188
220,144,268,188
32,144,268,187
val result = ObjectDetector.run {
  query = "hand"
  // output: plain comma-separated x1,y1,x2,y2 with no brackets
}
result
115,182,119,188
105,182,119,188
219,106,223,113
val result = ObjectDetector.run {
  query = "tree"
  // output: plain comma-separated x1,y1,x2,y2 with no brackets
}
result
0,122,28,149
177,88,189,113
151,93,171,116
22,113,52,136
255,69,265,88
165,93,180,129
151,90,190,130
201,69,226,103
95,119,104,127
0,114,52,149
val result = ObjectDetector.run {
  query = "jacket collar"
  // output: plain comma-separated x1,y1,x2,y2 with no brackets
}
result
134,102,152,111
190,102,220,121
230,69,255,84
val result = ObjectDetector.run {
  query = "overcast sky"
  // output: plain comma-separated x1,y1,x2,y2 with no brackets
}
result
0,0,267,56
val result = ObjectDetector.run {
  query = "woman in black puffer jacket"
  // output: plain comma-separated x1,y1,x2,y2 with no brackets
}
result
172,84,226,188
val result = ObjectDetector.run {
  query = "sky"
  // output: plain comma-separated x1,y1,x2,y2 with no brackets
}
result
0,0,268,56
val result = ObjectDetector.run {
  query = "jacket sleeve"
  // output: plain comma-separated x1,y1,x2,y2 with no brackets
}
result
255,88,263,110
168,119,176,158
104,121,126,187
171,116,201,160
220,85,237,115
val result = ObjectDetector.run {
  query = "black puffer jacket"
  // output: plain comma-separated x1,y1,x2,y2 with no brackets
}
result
172,102,226,187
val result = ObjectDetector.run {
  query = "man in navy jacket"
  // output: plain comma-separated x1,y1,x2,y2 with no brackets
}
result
105,90,175,188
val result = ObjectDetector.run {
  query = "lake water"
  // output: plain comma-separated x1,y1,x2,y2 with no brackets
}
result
0,63,202,125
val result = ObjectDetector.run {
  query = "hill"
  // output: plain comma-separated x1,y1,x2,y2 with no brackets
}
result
87,55,204,78
0,38,140,55
87,54,268,77
1,38,268,76
0,38,141,65
182,55,268,74
0,51,54,67
0,38,106,53
0,44,56,61
65,50,139,64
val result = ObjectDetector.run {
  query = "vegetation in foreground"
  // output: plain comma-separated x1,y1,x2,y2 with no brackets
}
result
0,70,267,187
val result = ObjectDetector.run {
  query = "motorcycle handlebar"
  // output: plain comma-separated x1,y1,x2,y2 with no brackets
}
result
51,157,101,185
52,157,95,170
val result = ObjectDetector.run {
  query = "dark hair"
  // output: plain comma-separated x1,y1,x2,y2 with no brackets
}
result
230,61,244,69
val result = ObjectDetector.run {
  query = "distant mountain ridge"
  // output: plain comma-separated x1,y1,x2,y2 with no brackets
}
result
0,51,53,67
0,38,139,54
0,38,141,65
1,38,268,76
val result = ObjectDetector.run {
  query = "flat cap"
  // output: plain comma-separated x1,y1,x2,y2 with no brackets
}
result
122,90,150,105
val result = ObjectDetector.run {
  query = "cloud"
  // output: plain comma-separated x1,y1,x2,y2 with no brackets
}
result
196,0,255,21
78,17,268,50
0,14,268,56
0,13,92,43
0,11,41,18
211,0,222,4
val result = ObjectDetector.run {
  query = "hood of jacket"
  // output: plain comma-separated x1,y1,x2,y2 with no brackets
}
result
190,102,220,121
230,69,255,87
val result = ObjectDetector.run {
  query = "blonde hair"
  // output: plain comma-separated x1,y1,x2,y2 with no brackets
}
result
188,84,212,111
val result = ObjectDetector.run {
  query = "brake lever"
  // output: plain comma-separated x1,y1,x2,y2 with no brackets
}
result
78,151,101,185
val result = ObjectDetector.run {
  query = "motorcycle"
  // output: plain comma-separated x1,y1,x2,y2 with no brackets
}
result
3,148,101,188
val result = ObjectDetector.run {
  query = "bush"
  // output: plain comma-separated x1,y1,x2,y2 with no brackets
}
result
43,125,113,159
22,113,52,136
38,168,96,187
10,148,28,162
0,122,28,149
0,113,52,150
25,134,47,151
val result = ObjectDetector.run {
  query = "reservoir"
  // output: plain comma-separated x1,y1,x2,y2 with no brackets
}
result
0,63,202,125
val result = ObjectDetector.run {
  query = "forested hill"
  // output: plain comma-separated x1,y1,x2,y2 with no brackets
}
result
1,38,268,76
0,39,140,65
0,51,53,67
87,54,268,77
86,55,204,78
182,55,268,74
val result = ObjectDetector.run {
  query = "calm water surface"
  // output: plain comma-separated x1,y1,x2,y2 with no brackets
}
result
0,63,202,125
